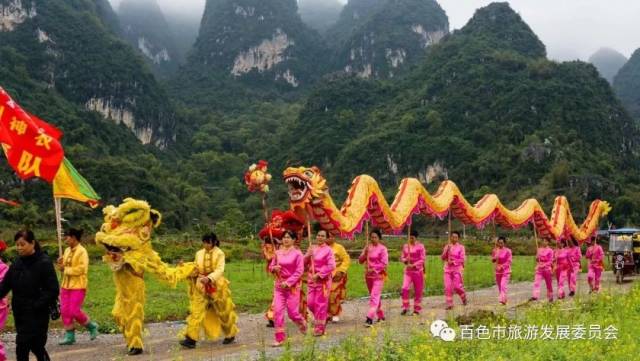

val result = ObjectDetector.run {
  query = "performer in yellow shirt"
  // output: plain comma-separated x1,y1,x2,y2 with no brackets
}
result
179,233,239,349
57,228,99,345
327,232,351,322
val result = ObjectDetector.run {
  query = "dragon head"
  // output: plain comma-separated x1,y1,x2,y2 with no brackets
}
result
95,198,162,253
283,166,327,209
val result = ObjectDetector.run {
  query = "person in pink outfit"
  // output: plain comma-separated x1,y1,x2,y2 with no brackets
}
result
0,240,9,361
568,238,582,296
555,240,572,299
400,230,426,315
530,238,555,302
358,229,388,327
441,231,467,310
585,237,605,293
269,231,307,347
491,236,512,305
305,229,336,336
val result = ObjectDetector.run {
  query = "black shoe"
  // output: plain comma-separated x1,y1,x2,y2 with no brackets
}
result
401,309,408,316
127,348,143,356
222,337,235,345
377,317,386,323
569,291,575,297
266,320,275,328
179,337,197,349
528,297,538,302
413,311,420,316
365,318,373,327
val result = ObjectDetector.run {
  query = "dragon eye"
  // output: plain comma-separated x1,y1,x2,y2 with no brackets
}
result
304,170,314,178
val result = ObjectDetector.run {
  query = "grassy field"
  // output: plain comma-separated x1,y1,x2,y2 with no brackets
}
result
274,284,640,361
2,233,611,334
5,255,539,332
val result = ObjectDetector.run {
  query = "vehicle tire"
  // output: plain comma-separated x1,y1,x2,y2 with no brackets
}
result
615,269,623,284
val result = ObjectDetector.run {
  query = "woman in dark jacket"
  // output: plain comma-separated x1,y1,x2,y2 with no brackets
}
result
0,230,59,361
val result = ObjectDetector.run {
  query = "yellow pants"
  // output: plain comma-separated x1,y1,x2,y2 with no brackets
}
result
183,277,239,341
112,267,145,350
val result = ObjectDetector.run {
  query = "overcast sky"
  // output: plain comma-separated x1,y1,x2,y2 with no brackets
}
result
109,0,639,61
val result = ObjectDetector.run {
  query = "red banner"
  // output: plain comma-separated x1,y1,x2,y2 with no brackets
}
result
0,87,64,182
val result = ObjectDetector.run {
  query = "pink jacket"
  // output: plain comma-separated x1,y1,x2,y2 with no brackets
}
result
441,243,465,273
569,246,582,270
401,242,426,273
492,247,512,274
359,243,388,278
0,260,7,310
585,244,605,270
305,243,336,283
269,248,304,288
555,248,571,270
536,247,554,271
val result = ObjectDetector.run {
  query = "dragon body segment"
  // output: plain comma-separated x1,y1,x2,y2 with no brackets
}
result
283,167,610,242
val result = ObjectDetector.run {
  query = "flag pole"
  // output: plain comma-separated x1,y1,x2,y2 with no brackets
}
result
54,196,63,257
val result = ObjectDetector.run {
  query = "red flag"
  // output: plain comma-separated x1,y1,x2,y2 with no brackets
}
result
0,86,64,182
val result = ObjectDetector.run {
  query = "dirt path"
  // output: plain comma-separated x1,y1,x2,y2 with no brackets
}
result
2,272,634,361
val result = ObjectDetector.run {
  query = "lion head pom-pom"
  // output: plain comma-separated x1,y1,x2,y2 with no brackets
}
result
244,160,272,193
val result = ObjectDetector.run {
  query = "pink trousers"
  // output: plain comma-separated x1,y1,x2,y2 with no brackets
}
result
273,286,306,343
365,277,385,320
307,279,331,334
569,264,580,293
443,271,466,307
556,268,570,298
532,268,554,300
60,288,89,329
0,305,7,361
587,266,603,292
495,272,510,304
401,271,424,312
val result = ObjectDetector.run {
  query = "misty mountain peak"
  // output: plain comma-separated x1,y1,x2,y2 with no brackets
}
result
329,0,449,79
614,48,640,120
185,0,326,89
118,0,179,76
459,2,546,58
589,47,628,83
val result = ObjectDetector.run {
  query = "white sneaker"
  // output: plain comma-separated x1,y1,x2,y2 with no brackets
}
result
331,316,340,323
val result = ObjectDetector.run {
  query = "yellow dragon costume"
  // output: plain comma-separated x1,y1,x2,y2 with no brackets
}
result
95,198,195,356
283,166,611,242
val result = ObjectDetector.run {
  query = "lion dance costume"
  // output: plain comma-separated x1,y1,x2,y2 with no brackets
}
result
95,198,195,355
181,246,239,345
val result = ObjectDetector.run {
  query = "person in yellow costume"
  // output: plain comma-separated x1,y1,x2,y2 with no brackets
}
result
179,233,239,348
96,198,196,357
327,232,350,322
57,228,99,345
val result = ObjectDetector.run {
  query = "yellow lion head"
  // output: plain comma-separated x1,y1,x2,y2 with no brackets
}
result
95,198,162,252
283,166,328,210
